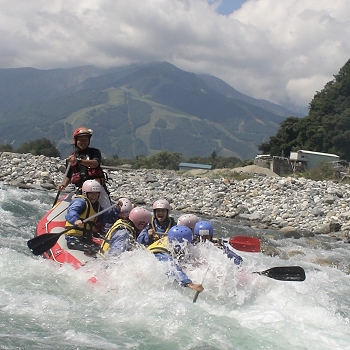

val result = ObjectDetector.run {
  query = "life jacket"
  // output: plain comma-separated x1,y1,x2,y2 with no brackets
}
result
148,236,171,254
99,219,136,256
70,151,106,188
65,196,100,239
150,216,175,234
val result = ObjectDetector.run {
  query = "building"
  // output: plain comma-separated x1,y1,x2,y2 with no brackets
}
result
289,150,340,171
178,162,212,171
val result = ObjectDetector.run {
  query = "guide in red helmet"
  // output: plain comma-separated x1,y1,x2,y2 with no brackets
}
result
57,127,110,205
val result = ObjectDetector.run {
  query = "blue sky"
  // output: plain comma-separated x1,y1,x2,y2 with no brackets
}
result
216,0,246,14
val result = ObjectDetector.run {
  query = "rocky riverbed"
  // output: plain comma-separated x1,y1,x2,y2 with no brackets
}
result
1,151,350,243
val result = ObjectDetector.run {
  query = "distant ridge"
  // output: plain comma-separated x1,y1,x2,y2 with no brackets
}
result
0,62,300,160
199,74,304,118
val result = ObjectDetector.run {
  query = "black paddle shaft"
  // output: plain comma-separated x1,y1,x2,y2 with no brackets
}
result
52,163,71,207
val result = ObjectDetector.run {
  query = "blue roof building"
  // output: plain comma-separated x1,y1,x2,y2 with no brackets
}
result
179,162,212,171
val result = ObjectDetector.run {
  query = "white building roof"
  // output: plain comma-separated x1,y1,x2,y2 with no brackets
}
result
298,150,339,158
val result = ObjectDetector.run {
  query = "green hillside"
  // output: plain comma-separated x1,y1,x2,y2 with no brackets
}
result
0,62,293,160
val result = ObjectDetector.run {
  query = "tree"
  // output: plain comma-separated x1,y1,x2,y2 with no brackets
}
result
132,151,183,170
0,144,14,152
16,138,60,157
258,116,302,156
258,58,350,160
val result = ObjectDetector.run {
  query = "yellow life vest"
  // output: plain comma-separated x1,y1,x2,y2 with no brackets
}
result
150,216,175,234
65,195,100,238
148,236,171,255
99,218,136,256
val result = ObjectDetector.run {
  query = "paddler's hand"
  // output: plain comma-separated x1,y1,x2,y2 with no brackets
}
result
148,228,155,237
67,154,82,166
115,200,123,212
74,219,83,227
186,283,204,292
57,183,66,191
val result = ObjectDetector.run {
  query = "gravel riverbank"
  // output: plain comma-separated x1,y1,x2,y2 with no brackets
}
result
1,152,350,244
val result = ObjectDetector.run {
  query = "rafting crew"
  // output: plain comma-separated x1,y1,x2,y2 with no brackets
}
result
137,199,176,246
64,180,122,255
99,207,152,256
148,225,204,293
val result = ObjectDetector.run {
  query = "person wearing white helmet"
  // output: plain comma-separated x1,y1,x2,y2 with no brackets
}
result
117,197,133,219
65,180,121,255
100,206,152,256
137,199,175,246
148,225,204,293
177,214,200,233
102,197,133,234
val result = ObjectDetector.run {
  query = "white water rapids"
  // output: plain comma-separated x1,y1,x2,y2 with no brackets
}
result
0,186,349,350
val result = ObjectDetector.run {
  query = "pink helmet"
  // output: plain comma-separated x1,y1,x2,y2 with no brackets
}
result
152,199,171,212
82,180,101,195
129,207,152,231
177,214,200,232
118,197,133,219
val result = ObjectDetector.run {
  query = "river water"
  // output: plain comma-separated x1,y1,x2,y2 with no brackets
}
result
0,186,350,350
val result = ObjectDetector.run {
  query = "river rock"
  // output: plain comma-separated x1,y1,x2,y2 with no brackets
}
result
1,151,350,243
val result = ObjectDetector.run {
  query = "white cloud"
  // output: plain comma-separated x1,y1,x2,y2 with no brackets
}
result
0,0,349,113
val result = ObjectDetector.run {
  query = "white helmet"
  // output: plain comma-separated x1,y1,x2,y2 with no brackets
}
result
118,197,133,218
82,180,101,195
177,214,200,232
152,199,171,212
129,207,152,231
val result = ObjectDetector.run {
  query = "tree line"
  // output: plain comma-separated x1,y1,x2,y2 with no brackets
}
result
0,139,246,170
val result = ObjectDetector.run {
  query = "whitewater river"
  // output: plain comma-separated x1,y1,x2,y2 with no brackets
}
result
0,186,350,350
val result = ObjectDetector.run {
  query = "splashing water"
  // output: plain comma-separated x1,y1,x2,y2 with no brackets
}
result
0,186,350,350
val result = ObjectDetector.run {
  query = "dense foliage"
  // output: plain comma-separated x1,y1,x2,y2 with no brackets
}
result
16,138,60,157
103,150,244,170
259,59,350,160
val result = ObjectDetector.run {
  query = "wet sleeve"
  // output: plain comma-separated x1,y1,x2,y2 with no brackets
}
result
222,243,243,265
108,228,131,255
136,224,151,245
65,198,87,224
154,252,192,286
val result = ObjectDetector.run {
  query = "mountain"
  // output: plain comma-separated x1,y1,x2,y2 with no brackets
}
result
199,74,305,118
0,62,299,160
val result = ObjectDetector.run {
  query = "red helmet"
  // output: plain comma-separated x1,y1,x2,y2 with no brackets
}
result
73,127,93,144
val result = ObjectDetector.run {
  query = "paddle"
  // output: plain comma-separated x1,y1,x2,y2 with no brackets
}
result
53,163,71,207
193,266,209,303
229,235,261,252
254,266,306,282
27,203,116,256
